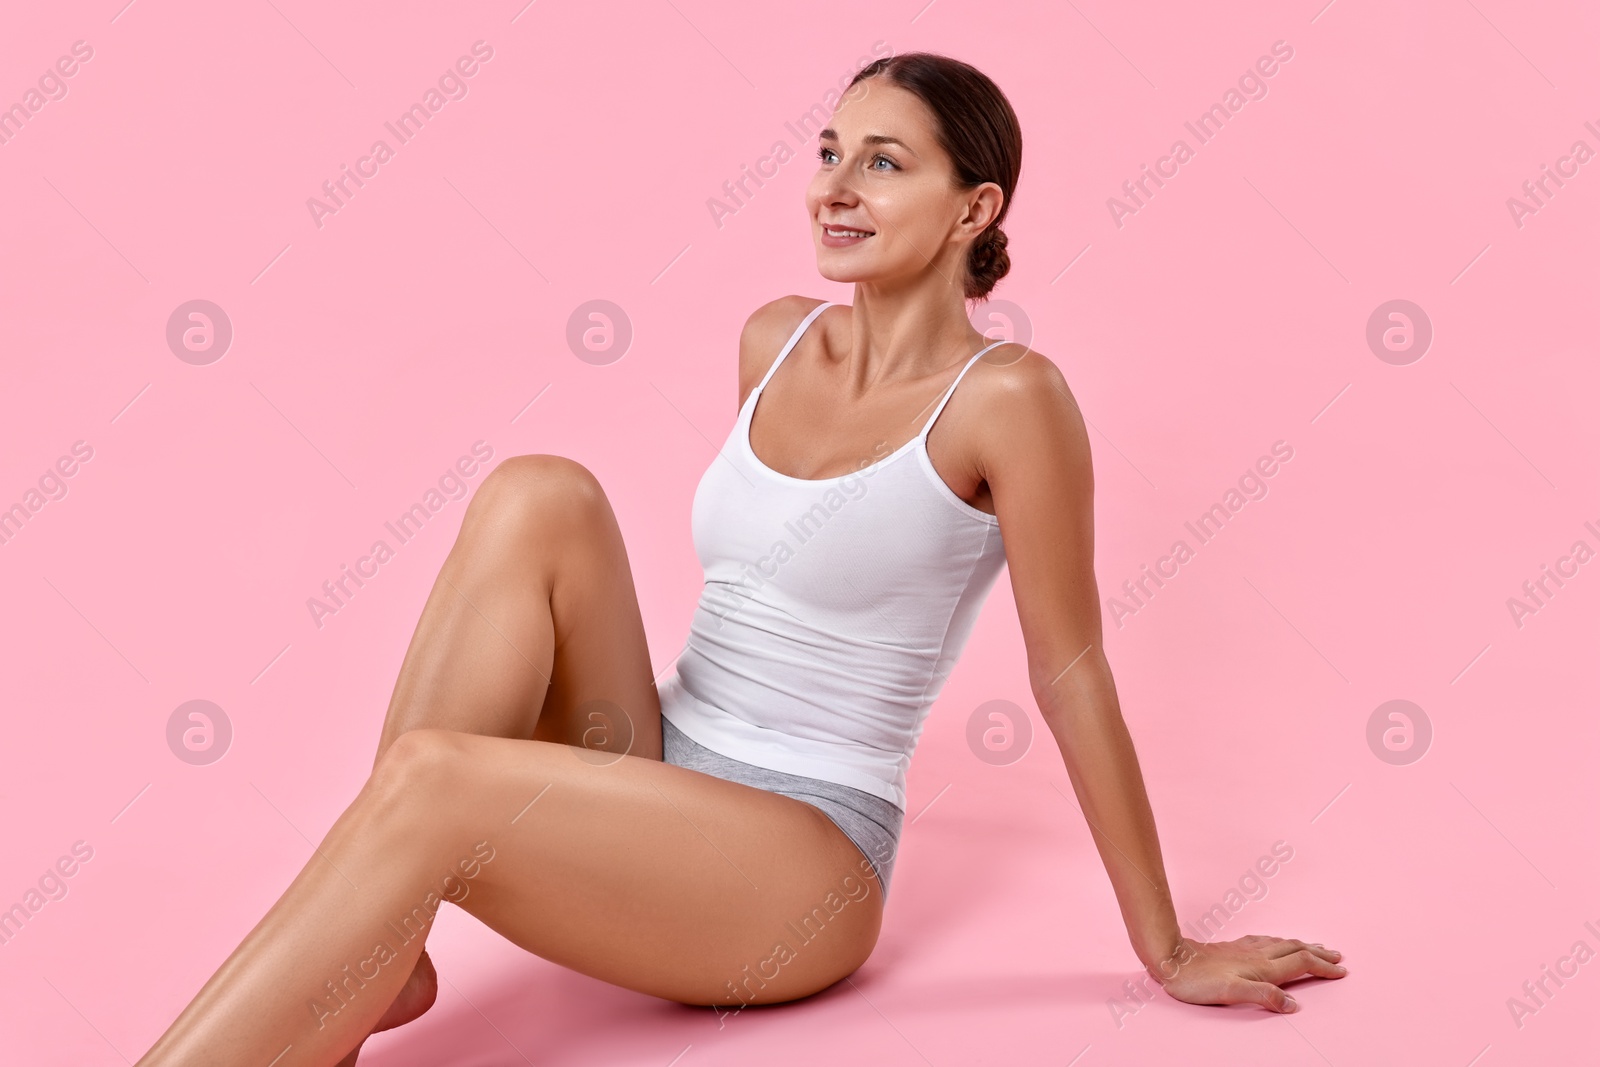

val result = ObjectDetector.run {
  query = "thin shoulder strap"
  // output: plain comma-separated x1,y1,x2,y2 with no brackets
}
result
755,301,833,393
919,339,1010,439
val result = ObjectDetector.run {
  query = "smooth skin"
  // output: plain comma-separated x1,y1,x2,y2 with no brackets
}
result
136,75,1343,1066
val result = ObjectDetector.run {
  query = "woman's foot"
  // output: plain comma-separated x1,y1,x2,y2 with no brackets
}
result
332,949,439,1066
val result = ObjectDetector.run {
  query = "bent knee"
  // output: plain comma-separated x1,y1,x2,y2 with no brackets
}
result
484,454,603,500
468,454,610,530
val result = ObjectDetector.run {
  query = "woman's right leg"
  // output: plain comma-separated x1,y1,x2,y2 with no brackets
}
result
335,454,665,1059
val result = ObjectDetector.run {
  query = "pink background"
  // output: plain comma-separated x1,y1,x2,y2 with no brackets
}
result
2,0,1597,1063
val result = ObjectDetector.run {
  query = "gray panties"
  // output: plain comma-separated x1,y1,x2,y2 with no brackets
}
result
660,716,903,896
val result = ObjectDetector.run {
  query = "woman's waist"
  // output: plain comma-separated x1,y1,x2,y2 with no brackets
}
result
656,670,914,810
667,639,941,733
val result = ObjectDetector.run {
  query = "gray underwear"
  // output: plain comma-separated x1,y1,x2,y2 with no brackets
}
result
660,717,903,896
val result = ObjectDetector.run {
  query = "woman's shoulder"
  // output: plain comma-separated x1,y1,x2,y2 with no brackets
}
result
955,338,1089,478
736,295,833,406
966,336,1070,398
945,331,1075,424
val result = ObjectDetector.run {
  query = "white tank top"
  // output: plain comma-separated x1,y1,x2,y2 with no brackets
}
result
658,300,1010,810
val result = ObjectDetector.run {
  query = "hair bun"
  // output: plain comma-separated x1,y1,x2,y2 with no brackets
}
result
966,226,1010,300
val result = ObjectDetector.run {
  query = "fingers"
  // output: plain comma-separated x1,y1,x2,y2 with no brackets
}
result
1263,937,1343,965
1260,948,1348,984
1229,977,1299,1013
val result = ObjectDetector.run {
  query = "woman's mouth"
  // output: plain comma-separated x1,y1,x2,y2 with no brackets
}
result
821,224,875,247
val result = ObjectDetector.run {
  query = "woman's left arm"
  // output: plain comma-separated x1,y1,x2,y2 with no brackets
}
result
981,351,1346,1013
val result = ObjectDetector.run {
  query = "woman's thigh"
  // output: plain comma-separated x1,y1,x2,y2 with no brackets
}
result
389,728,885,1005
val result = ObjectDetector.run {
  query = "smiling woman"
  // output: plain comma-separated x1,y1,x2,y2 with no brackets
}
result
135,50,1344,1067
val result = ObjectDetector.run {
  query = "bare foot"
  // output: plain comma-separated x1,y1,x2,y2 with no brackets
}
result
333,950,439,1066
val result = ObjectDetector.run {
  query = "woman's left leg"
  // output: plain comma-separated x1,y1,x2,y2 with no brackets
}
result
134,727,886,1066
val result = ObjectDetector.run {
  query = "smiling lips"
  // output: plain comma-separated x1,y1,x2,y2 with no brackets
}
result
821,223,875,246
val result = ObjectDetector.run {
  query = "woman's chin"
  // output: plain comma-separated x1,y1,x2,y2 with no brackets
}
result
815,263,873,286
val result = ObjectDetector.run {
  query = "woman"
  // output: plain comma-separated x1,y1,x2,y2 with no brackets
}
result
137,52,1345,1065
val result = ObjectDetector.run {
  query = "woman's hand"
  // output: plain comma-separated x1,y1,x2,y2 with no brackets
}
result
1147,935,1347,1012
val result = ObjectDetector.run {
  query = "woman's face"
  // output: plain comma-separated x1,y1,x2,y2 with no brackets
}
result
806,80,999,295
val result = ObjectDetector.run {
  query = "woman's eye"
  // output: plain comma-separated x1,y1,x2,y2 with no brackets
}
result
816,147,897,171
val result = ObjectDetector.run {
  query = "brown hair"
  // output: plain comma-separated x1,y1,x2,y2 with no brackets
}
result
845,52,1022,301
